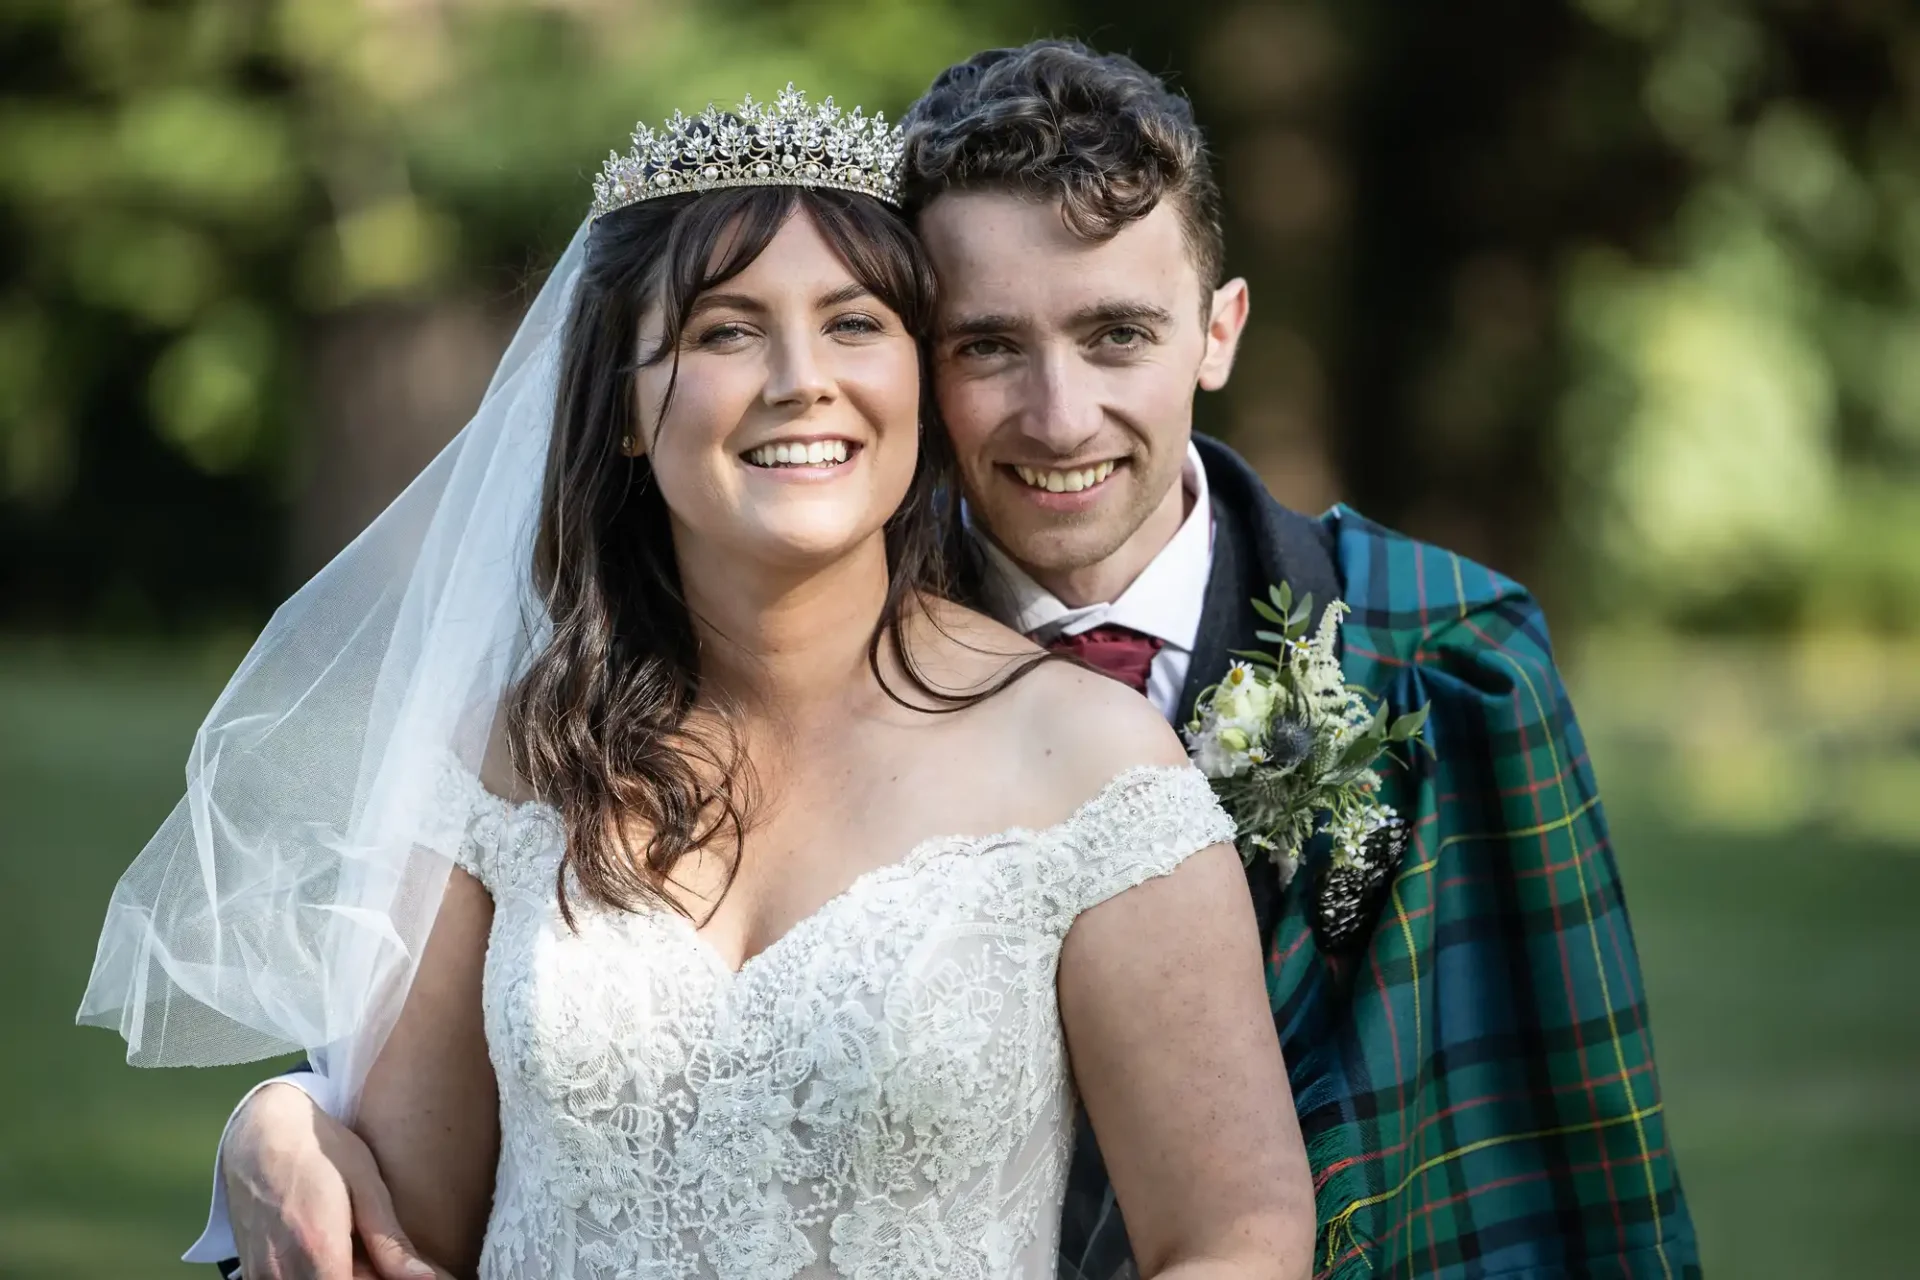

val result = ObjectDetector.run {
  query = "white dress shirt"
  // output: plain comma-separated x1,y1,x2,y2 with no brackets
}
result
189,442,1219,1264
975,440,1214,722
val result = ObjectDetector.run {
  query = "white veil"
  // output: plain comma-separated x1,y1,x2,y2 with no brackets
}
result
76,219,592,1116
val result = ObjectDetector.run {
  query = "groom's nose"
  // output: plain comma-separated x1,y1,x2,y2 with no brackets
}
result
1017,348,1103,455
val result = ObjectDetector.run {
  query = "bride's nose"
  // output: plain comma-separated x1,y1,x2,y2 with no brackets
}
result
761,327,836,410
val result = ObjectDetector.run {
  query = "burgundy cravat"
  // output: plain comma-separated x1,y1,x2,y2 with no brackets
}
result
1045,624,1165,695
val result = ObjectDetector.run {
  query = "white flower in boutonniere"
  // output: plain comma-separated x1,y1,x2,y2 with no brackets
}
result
1183,583,1429,895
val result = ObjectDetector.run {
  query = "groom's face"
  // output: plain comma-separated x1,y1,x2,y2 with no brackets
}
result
919,192,1245,589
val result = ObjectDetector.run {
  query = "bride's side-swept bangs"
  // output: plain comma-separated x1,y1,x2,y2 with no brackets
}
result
625,185,938,365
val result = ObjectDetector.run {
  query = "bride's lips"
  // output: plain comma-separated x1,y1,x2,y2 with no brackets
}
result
739,435,863,482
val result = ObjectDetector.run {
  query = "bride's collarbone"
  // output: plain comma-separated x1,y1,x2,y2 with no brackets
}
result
653,757,1053,967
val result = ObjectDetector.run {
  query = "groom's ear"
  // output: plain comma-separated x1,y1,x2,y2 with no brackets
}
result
1197,277,1250,392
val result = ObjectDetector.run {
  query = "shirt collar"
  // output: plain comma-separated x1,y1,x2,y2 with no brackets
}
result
974,440,1213,651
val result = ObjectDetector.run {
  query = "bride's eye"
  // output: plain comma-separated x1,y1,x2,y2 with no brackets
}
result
828,313,884,337
693,322,752,348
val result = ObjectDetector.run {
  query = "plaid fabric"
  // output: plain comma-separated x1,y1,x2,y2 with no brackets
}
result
1274,505,1699,1278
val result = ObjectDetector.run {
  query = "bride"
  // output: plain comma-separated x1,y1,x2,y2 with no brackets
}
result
80,90,1312,1278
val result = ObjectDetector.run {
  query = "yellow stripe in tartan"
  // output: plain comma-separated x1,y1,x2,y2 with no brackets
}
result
1366,790,1626,1270
1491,652,1672,1280
1387,878,1429,1253
1320,1103,1669,1274
1386,793,1606,896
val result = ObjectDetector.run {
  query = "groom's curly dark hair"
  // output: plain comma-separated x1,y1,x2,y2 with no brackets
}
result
900,39,1225,293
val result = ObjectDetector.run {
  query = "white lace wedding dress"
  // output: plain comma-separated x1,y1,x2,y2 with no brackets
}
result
439,759,1234,1280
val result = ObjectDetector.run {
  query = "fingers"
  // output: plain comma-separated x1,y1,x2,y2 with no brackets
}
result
344,1158,436,1280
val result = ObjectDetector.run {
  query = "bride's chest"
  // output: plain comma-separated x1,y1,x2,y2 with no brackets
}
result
477,829,1077,1121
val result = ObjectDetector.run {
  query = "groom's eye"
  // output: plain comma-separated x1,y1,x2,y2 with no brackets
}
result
1098,325,1151,348
954,337,1013,359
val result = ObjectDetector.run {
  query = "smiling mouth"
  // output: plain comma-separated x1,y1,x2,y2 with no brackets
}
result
743,439,856,469
1009,460,1118,494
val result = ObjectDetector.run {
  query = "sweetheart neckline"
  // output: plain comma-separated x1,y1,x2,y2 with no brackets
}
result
486,761,1204,982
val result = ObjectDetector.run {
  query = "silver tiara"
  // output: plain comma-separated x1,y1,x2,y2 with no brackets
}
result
591,85,905,219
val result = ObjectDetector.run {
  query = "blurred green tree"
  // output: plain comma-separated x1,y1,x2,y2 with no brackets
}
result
0,0,1037,625
4,0,1917,635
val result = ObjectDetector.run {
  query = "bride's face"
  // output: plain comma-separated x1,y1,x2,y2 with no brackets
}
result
631,209,921,571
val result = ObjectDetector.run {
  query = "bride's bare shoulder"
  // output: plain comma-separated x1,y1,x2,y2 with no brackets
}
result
902,596,1191,802
1007,656,1191,780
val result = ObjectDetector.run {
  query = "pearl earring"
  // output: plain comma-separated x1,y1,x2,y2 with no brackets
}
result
620,433,635,455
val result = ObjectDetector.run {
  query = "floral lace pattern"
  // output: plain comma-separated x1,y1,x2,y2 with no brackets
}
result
438,759,1234,1280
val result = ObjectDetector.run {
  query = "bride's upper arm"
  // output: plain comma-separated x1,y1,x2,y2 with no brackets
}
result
1052,739,1317,1280
355,864,499,1274
1057,846,1314,1276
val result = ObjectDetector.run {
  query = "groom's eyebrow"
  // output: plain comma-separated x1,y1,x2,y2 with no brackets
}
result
942,311,1027,338
1065,300,1176,329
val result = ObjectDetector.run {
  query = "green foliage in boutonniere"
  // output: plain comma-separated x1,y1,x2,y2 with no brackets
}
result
1183,582,1429,891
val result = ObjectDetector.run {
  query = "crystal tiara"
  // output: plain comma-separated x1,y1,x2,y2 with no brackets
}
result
590,85,905,219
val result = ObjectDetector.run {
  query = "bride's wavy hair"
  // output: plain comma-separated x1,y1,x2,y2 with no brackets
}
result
511,186,1027,924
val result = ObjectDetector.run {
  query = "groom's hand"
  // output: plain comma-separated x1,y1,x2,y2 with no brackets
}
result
224,1081,438,1280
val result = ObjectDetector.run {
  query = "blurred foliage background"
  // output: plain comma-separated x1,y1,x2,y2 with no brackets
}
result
1,1,1916,1276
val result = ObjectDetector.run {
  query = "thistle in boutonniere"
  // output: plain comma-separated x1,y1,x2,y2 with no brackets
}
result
1183,584,1429,928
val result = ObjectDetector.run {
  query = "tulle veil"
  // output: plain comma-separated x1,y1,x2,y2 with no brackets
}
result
76,219,593,1117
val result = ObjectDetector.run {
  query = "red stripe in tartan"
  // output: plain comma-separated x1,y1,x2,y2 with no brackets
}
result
1442,829,1616,889
1497,650,1632,1255
1341,639,1416,669
1271,923,1315,970
1437,752,1600,804
1336,1140,1679,1278
1309,1061,1668,1191
1364,936,1412,1169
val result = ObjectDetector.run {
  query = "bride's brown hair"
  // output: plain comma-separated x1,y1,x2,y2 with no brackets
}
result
510,185,1036,925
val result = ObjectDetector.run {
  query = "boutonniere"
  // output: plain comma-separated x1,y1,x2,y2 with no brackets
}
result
1183,583,1429,951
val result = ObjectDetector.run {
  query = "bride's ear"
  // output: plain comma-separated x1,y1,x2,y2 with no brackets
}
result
620,395,651,459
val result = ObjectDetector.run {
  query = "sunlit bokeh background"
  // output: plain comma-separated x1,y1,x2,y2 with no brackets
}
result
3,1,1916,1275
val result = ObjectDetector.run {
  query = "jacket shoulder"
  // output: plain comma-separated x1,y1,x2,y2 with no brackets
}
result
1323,505,1559,679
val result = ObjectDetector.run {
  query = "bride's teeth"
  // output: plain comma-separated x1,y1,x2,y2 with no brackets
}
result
746,439,855,467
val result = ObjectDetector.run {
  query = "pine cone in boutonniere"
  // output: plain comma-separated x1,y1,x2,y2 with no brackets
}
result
1182,582,1428,953
1312,816,1410,954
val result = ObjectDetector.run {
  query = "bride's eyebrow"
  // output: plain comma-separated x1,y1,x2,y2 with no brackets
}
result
816,282,874,309
686,292,762,318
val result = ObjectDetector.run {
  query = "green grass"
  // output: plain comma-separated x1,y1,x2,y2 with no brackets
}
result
0,645,1914,1277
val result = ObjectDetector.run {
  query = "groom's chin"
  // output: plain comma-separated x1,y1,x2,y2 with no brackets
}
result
979,503,1137,581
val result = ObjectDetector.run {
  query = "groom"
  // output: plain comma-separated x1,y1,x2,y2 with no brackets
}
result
200,39,1699,1280
904,43,1697,1280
